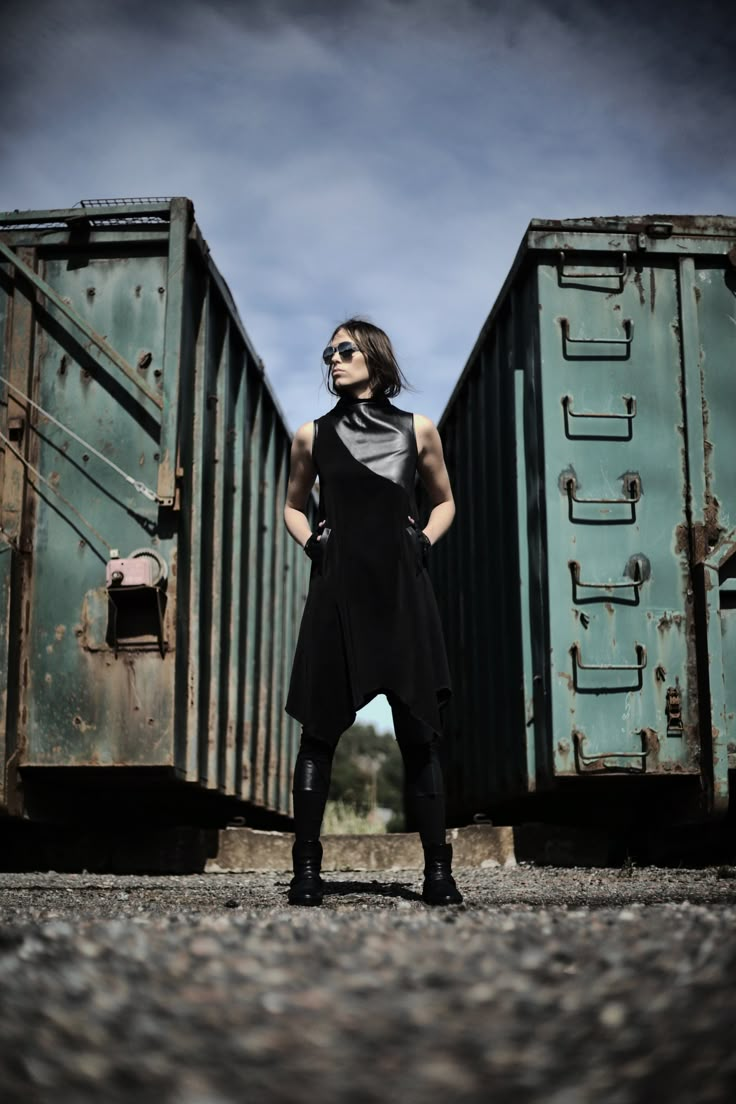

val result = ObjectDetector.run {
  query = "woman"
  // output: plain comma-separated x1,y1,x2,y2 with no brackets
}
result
283,318,462,907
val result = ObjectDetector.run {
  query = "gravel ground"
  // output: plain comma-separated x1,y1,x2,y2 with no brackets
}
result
1,865,735,1103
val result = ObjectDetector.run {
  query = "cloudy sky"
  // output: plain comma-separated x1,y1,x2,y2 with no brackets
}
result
2,0,734,733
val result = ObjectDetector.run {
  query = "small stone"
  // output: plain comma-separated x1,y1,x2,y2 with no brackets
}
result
599,1001,626,1028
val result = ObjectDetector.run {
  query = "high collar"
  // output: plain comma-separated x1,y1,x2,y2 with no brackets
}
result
335,392,391,409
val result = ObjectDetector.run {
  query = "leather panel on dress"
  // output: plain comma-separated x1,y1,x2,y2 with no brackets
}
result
331,398,416,496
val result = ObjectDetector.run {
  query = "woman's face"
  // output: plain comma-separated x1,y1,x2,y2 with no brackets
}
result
327,327,371,394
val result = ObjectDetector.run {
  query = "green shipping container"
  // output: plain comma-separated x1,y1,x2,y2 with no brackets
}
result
430,216,736,827
0,198,313,824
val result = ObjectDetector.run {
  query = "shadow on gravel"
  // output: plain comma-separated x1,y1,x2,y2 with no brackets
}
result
321,879,423,903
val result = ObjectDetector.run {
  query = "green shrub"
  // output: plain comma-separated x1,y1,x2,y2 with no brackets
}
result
322,800,386,835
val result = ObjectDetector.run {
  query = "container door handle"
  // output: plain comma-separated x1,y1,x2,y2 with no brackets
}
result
573,729,649,772
558,251,628,279
569,560,645,591
562,395,636,421
570,643,647,671
565,474,641,505
561,317,634,350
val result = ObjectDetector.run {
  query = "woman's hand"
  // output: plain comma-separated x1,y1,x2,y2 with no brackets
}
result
304,519,327,559
407,515,432,572
407,515,432,545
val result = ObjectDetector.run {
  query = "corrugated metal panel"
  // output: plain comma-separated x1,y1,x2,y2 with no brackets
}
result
0,199,313,820
429,215,736,825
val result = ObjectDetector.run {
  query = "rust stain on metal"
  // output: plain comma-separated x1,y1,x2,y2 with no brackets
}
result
657,612,684,632
674,521,690,556
71,713,96,734
633,271,646,307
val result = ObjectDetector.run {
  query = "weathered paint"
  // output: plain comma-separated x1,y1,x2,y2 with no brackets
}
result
429,215,736,824
0,200,314,819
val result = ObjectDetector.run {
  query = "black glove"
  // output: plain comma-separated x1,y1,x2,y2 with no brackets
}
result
417,530,432,571
406,524,431,573
304,533,322,561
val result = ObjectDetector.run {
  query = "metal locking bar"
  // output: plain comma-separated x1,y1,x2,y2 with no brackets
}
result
561,317,634,349
558,251,628,278
565,474,641,506
562,395,636,420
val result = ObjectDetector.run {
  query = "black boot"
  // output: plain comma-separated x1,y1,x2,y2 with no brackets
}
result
422,842,463,906
288,839,325,906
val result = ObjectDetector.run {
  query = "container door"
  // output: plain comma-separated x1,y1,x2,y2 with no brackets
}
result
537,253,699,777
0,248,35,813
692,256,736,810
1,246,174,771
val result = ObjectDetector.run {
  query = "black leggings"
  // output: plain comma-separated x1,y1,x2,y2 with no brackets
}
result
292,693,447,848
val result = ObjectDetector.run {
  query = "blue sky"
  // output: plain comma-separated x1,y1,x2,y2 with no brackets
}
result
3,0,735,734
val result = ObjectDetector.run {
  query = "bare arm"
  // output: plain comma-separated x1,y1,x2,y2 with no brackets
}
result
283,421,320,549
412,414,456,545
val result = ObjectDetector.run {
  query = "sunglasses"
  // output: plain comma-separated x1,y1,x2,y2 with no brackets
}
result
322,341,360,366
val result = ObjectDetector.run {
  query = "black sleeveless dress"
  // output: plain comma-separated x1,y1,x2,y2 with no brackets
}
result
285,393,452,747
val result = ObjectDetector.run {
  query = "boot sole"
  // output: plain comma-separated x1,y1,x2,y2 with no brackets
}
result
422,892,464,906
288,894,323,906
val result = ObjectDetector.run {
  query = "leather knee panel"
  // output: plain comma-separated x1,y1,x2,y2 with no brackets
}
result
293,735,334,794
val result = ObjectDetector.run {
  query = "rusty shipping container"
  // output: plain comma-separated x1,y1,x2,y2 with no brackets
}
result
428,216,736,827
0,198,313,824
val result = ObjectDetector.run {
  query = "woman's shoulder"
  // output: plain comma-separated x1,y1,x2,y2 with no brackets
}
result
408,411,437,452
293,419,315,442
292,419,317,457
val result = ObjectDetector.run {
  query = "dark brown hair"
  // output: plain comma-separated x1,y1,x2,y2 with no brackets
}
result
324,317,414,399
